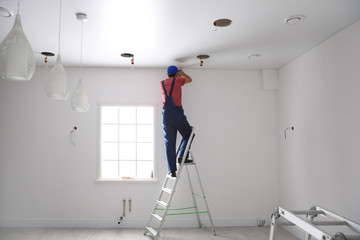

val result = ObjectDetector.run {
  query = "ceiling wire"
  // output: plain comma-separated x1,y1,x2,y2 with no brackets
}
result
58,0,62,54
80,18,84,77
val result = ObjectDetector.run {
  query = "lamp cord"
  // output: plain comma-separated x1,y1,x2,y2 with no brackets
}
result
58,0,62,54
80,19,83,77
17,0,20,13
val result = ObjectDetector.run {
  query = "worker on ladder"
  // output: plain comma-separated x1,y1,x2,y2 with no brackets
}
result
161,66,194,178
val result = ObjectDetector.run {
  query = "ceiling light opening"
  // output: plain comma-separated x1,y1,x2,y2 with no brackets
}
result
213,18,232,27
197,54,210,67
284,15,305,25
248,53,262,59
121,53,135,68
41,52,55,63
121,53,134,58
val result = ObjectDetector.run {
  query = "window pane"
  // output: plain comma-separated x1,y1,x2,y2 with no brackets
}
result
119,107,136,124
119,125,136,142
101,143,118,160
137,125,153,142
137,107,153,124
137,143,153,160
119,143,136,160
101,161,119,178
102,106,118,124
101,125,118,142
119,161,136,178
137,161,153,178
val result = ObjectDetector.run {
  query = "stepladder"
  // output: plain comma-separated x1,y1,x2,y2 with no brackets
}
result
144,127,216,239
269,206,360,240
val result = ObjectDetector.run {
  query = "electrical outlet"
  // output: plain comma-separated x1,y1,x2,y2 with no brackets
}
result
257,219,265,227
118,216,123,224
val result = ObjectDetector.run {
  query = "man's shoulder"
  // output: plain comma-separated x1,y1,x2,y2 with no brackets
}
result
161,77,185,84
176,77,186,85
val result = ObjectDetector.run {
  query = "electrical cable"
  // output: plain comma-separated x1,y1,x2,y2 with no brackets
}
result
70,126,77,145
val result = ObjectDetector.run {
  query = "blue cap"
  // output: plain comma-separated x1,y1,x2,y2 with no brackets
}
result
167,65,178,76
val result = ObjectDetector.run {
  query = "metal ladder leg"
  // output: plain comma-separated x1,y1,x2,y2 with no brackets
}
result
304,206,316,240
185,164,201,228
192,159,216,236
269,208,279,240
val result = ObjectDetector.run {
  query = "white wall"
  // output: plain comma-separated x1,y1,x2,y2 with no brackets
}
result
278,19,360,223
0,67,278,227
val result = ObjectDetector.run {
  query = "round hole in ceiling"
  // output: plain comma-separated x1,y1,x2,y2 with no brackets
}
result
248,53,262,59
213,18,232,27
284,15,305,25
76,12,88,22
197,54,210,59
41,52,55,57
121,53,134,58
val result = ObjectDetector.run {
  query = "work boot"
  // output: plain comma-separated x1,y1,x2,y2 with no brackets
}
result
169,171,176,178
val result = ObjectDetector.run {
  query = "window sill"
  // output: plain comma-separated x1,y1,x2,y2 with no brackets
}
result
94,178,159,183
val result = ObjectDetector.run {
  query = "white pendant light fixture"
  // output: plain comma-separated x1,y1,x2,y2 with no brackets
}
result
0,0,35,81
71,12,90,112
45,0,69,100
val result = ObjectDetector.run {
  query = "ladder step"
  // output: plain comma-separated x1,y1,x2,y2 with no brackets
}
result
179,161,194,165
156,200,168,208
146,227,157,237
151,213,163,222
162,188,173,194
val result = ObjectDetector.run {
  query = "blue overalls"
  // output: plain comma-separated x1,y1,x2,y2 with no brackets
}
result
162,78,193,173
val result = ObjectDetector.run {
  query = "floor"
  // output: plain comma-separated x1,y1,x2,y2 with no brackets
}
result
0,226,299,240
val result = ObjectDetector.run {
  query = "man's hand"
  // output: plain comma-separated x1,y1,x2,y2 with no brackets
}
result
177,70,192,83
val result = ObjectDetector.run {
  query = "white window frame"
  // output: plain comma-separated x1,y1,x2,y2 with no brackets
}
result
96,103,158,182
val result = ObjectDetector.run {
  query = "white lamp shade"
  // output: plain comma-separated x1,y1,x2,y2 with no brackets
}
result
46,54,69,100
0,13,35,81
71,77,90,112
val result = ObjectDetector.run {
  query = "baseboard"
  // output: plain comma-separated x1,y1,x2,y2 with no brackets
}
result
0,218,271,228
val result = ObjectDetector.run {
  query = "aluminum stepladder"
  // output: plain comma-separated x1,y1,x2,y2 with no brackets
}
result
144,127,216,239
269,206,360,240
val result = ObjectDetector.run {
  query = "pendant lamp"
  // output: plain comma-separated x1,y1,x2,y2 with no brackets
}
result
45,0,69,100
0,1,35,81
71,13,90,112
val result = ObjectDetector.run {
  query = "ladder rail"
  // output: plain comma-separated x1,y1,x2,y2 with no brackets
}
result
176,128,195,176
315,206,360,234
145,173,170,236
146,176,177,239
185,164,201,227
192,157,216,234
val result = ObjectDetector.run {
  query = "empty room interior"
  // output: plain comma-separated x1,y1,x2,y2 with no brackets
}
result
0,0,360,239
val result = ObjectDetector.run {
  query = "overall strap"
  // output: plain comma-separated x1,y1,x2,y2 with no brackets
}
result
161,80,167,96
168,77,176,96
162,77,176,96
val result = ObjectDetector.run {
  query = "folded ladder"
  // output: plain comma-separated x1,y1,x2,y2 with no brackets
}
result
144,127,216,239
269,206,360,240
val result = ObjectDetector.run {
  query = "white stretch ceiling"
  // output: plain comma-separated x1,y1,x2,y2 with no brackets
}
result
1,0,360,70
